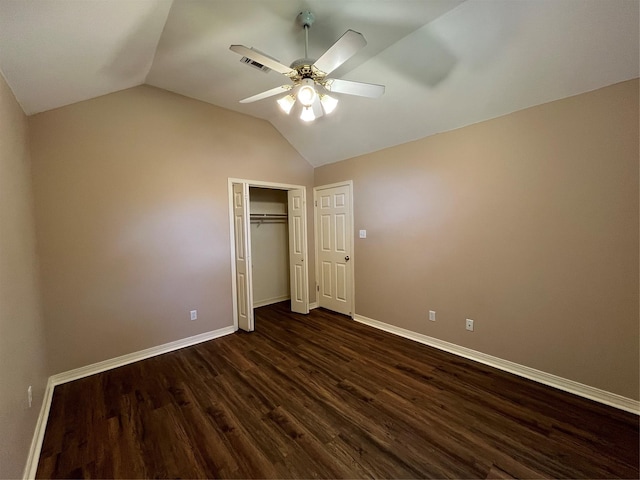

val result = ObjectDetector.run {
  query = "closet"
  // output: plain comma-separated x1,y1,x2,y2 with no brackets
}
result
249,187,290,307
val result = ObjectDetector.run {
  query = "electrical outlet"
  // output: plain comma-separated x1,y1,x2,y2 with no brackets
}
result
190,310,197,321
466,319,474,331
429,310,436,321
27,386,32,408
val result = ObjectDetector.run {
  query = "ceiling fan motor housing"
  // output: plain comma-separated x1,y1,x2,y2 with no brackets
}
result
290,58,318,78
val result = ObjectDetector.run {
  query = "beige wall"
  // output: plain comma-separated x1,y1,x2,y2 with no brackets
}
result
315,79,639,400
9,69,637,476
0,74,48,478
29,85,314,375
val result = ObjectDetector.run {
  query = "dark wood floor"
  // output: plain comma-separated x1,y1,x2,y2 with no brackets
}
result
37,302,639,479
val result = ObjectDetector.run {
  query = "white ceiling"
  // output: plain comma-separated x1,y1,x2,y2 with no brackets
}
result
0,0,638,167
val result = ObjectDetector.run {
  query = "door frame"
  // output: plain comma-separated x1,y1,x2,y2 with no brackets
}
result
313,180,355,318
228,178,309,330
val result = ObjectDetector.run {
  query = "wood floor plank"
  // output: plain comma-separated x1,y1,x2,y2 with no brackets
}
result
37,302,639,479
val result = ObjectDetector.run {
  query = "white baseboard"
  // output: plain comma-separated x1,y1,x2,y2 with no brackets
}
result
309,302,318,310
253,295,290,308
353,314,639,415
23,378,55,480
50,326,235,386
23,325,236,479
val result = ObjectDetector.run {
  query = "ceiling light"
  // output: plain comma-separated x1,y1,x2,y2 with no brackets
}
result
277,95,296,114
297,79,317,107
320,94,338,114
275,79,339,122
300,106,316,122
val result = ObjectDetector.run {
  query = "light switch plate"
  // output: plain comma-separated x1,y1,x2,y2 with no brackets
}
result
359,229,367,238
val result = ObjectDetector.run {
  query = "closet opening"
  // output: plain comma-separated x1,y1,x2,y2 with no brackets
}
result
228,178,309,332
249,187,290,309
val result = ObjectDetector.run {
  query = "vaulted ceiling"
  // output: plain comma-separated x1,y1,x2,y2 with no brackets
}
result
0,0,638,166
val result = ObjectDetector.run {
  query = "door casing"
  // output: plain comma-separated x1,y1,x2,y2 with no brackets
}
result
228,178,309,330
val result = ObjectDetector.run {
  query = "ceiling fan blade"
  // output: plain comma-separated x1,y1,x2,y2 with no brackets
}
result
229,45,295,76
324,78,385,98
239,85,292,104
312,30,367,76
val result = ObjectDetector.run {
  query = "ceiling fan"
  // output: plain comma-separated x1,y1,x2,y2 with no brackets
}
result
229,11,385,122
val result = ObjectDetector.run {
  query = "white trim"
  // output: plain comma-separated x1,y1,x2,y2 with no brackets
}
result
228,178,307,190
23,326,236,479
309,302,318,310
253,295,290,308
23,378,55,480
313,180,355,316
51,326,235,386
353,313,640,415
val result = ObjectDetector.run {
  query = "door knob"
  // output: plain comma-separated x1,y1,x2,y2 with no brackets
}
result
345,255,350,261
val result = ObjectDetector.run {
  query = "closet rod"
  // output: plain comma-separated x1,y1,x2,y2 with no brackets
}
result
249,213,288,218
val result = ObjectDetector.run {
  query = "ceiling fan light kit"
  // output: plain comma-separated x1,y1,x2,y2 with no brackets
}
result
300,105,316,122
230,10,385,123
319,94,338,114
297,78,316,106
276,94,296,114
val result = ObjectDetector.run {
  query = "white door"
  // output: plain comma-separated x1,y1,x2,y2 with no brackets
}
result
315,183,353,316
233,183,254,331
288,189,309,314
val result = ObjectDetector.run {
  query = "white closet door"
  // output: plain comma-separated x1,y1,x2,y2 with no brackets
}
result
233,183,254,331
288,189,309,314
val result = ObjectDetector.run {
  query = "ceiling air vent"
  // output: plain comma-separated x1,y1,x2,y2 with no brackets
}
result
239,47,277,73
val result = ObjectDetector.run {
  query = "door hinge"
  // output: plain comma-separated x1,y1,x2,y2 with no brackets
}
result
317,285,320,292
314,200,317,207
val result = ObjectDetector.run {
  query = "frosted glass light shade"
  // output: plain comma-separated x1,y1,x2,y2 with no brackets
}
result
277,95,295,114
320,94,338,114
300,106,316,122
297,84,316,107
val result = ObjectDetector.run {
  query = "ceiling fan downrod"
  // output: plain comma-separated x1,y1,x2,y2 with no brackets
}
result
298,11,315,60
